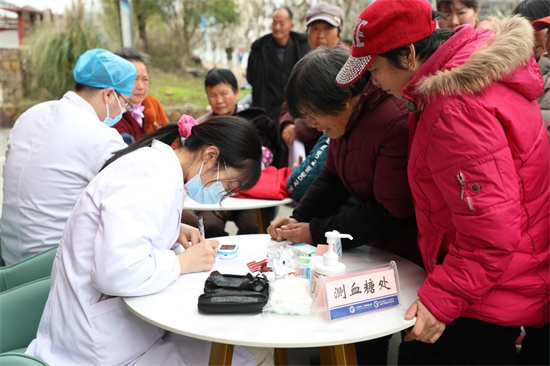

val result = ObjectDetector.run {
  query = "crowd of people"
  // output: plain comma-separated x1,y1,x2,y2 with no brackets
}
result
0,0,548,365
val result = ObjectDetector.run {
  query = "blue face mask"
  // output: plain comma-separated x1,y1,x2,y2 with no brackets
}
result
185,161,228,204
104,93,125,127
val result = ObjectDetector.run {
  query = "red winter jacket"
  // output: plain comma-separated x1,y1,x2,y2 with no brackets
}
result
404,18,549,327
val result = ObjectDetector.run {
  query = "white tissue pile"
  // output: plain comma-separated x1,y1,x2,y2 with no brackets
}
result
267,277,313,315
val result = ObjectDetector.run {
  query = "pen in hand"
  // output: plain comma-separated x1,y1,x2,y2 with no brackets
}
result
198,216,205,241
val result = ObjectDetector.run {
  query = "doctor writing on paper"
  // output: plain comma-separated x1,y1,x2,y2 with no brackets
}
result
26,116,274,365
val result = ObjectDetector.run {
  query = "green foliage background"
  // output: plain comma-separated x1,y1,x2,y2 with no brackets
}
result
21,0,239,103
23,2,114,99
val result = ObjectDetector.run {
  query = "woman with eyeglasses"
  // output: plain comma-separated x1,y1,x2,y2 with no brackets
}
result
26,116,273,365
112,49,171,145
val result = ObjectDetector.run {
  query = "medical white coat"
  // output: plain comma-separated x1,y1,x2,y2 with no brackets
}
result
0,91,126,265
26,141,254,365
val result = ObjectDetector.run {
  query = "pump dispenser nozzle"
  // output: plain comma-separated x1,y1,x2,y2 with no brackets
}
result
323,230,352,266
314,230,353,276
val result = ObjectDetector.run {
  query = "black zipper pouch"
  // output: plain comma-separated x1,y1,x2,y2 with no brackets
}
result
197,271,269,314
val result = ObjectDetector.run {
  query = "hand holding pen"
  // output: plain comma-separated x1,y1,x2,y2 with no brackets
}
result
178,223,201,249
176,219,219,274
198,215,219,252
178,215,206,249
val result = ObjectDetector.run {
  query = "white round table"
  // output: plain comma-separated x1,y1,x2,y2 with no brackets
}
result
123,234,426,365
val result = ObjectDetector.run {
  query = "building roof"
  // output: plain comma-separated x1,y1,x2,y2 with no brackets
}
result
0,1,41,14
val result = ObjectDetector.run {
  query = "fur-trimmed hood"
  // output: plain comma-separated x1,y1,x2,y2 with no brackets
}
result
413,16,542,101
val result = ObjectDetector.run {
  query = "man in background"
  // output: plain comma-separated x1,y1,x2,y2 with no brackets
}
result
278,2,345,167
246,6,310,124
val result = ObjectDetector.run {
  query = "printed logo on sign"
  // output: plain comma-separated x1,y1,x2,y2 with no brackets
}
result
354,19,368,47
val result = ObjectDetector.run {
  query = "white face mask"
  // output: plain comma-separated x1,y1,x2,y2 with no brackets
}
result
184,161,228,204
104,93,125,127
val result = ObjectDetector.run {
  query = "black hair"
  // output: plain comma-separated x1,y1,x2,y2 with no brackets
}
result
114,49,150,65
101,116,262,192
512,0,550,22
74,83,101,93
204,68,238,92
274,6,293,20
436,0,479,13
379,11,455,70
286,47,369,118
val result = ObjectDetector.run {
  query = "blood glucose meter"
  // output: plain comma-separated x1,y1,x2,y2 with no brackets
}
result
217,244,239,259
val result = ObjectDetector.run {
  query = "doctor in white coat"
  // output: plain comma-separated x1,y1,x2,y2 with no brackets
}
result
26,115,273,365
0,49,135,265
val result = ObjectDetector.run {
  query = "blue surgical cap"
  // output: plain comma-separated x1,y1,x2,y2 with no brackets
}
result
73,49,137,96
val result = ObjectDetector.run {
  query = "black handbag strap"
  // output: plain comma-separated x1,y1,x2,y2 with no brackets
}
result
208,271,268,292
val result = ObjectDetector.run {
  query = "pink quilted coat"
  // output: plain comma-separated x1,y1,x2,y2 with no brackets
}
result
403,17,550,327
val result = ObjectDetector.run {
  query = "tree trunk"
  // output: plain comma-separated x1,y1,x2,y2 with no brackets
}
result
180,52,190,71
137,13,148,52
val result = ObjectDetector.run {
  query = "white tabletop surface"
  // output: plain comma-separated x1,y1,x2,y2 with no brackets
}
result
123,234,426,348
184,196,293,211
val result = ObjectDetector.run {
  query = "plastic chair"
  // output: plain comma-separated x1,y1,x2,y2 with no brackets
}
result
0,247,57,292
0,352,48,365
0,277,50,354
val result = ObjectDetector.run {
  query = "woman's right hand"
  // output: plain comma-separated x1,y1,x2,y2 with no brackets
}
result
291,155,304,170
404,299,446,343
281,124,297,146
177,239,219,274
178,223,201,249
267,217,299,241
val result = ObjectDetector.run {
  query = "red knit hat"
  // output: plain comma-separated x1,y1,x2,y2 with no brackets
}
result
336,0,436,86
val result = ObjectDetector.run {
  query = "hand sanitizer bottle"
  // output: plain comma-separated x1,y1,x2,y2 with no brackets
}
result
312,231,353,291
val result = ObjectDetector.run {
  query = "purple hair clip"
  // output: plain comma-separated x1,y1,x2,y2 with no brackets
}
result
177,114,198,138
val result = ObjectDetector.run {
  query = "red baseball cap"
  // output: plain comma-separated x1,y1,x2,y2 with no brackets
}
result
336,0,436,86
532,16,550,31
